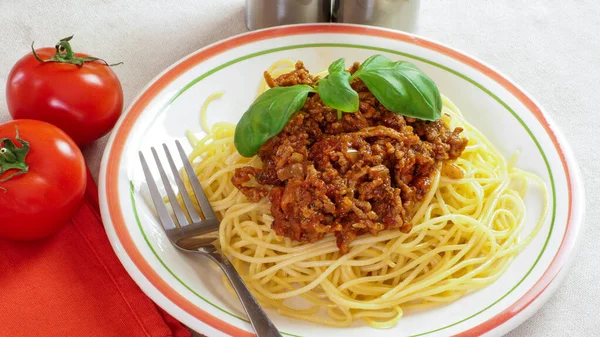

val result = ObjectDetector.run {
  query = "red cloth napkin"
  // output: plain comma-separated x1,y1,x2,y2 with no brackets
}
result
0,169,192,337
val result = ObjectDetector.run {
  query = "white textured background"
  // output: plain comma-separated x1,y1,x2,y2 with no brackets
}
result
0,0,598,336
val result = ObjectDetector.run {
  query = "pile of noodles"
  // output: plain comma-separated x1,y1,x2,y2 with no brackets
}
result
176,60,548,328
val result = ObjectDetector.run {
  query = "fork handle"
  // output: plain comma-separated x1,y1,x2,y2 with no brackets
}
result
207,252,282,337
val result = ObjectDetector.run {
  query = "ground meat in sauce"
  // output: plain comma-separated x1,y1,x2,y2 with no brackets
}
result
233,61,468,253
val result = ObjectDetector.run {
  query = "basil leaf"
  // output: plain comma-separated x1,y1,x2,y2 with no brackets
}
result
354,55,442,121
328,57,345,73
234,85,314,157
317,58,359,113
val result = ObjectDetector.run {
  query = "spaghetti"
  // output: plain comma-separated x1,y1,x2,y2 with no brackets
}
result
177,63,548,328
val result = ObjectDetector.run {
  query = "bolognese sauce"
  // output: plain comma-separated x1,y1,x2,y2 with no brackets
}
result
232,61,468,253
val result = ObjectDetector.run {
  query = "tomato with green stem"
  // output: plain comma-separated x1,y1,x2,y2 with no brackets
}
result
0,120,86,240
6,36,124,147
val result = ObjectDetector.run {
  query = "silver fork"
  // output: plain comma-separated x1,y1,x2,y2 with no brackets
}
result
139,140,282,337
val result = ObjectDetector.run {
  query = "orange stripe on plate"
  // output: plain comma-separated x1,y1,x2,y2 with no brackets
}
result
105,24,576,337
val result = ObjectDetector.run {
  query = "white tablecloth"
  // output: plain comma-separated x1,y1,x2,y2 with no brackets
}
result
1,1,598,336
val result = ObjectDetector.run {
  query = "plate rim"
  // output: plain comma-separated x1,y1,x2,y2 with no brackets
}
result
98,23,585,337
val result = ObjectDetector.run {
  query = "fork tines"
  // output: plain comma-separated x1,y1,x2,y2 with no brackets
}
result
139,140,217,230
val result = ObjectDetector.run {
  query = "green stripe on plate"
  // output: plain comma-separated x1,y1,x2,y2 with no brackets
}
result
130,43,557,336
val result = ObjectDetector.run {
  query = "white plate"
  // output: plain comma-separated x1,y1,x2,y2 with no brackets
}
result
98,24,584,337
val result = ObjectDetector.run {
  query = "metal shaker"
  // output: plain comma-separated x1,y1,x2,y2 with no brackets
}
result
245,0,332,31
332,0,420,32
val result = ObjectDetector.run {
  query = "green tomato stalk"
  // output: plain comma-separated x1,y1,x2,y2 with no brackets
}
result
31,35,122,67
0,127,30,191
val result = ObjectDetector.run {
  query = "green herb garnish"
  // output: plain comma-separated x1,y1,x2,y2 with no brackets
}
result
316,58,359,114
234,55,442,157
351,55,441,121
234,85,315,157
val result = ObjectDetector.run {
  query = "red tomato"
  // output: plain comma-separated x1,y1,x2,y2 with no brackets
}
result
6,38,123,146
0,120,87,240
